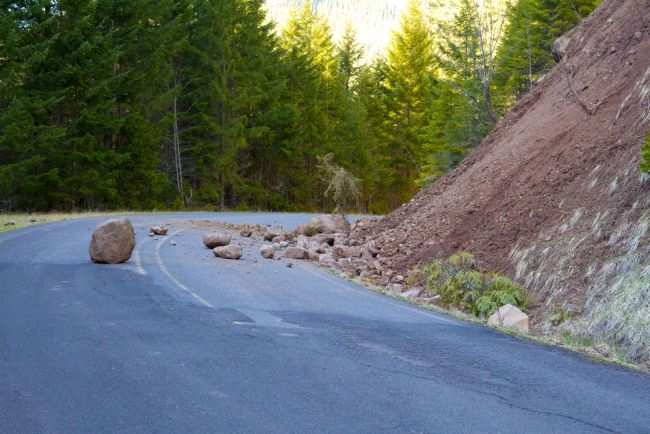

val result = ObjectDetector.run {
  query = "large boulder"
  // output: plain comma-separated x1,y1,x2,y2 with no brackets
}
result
307,215,349,235
487,304,529,333
213,244,242,260
552,33,571,62
89,218,136,264
284,246,308,260
203,232,231,248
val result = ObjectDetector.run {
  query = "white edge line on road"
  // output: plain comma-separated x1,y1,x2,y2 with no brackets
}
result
133,236,148,276
298,262,462,326
154,229,214,308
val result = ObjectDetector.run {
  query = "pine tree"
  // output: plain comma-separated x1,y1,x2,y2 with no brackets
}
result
421,0,509,184
383,0,437,207
355,59,393,213
337,24,364,92
278,1,344,209
334,25,375,212
495,0,600,104
181,0,293,210
0,0,172,210
0,1,65,210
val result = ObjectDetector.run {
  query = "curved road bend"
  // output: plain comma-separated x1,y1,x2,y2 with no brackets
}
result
1,213,649,433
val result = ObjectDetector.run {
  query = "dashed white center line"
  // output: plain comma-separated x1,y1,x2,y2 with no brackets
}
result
154,229,214,308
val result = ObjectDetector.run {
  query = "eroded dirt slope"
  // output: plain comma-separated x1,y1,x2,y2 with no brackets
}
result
351,0,650,363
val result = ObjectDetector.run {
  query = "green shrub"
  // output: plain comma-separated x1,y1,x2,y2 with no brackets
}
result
448,251,475,268
317,153,361,215
642,129,650,173
474,275,527,318
416,252,527,318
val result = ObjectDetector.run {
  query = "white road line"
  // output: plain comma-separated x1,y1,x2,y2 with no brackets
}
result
298,262,461,326
133,236,148,276
154,230,214,308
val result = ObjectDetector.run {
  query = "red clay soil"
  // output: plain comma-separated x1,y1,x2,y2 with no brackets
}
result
352,0,650,316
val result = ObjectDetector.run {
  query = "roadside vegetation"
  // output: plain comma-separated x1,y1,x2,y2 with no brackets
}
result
317,153,362,222
347,259,643,371
642,128,650,173
410,252,528,318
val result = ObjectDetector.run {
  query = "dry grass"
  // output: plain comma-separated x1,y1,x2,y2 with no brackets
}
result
0,211,153,234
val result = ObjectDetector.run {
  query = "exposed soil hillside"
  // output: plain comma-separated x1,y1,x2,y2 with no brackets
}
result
351,0,650,364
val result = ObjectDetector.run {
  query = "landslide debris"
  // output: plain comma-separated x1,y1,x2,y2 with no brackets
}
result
349,0,650,364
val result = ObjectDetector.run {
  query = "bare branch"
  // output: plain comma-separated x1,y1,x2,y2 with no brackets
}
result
559,61,594,115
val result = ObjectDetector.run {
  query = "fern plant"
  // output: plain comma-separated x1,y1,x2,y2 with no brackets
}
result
416,252,527,318
473,274,527,317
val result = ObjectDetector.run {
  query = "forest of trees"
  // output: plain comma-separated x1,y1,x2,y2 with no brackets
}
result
0,0,600,213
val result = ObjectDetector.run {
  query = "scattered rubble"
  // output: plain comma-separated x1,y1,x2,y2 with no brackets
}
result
260,245,275,259
284,246,308,260
305,214,350,235
264,226,286,241
240,225,252,237
150,226,168,236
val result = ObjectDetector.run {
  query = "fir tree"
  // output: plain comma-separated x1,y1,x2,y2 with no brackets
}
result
495,0,600,104
383,0,437,207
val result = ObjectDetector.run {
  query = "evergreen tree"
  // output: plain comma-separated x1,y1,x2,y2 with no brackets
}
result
279,1,344,209
355,59,393,213
495,0,599,103
180,0,289,209
0,0,605,214
0,1,65,210
0,0,171,210
337,24,364,92
421,0,508,185
334,26,375,212
383,0,437,207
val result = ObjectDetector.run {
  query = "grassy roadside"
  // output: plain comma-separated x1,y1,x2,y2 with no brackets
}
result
0,211,158,234
316,264,648,373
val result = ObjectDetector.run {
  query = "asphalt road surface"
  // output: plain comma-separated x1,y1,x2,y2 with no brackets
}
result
1,213,649,433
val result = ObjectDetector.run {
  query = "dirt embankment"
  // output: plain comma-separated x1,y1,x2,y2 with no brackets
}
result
351,0,650,363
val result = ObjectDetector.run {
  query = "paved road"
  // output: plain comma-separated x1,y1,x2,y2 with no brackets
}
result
1,213,649,433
